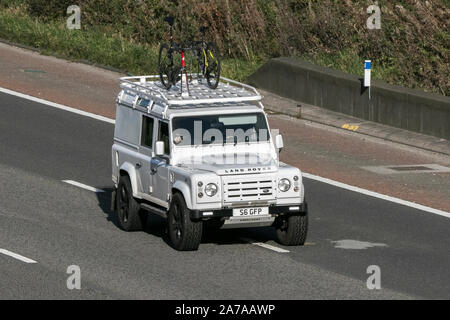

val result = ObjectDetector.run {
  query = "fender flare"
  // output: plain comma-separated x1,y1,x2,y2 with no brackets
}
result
301,182,305,203
119,162,141,199
172,180,193,210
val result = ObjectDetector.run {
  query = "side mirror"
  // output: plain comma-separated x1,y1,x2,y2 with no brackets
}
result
155,141,165,156
275,134,284,152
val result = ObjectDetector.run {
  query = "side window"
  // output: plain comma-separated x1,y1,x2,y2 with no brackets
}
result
158,121,170,155
141,116,154,148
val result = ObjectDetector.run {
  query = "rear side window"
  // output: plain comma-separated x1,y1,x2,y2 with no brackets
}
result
158,121,170,155
141,116,154,148
115,105,140,144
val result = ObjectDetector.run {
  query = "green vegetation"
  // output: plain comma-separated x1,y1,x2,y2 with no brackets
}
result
0,5,160,75
0,2,262,81
0,0,448,95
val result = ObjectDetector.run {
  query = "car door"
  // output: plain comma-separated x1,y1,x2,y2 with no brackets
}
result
151,120,171,205
137,114,155,196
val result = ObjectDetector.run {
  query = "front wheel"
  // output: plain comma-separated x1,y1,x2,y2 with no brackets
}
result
167,193,203,251
275,212,308,246
116,176,147,231
158,43,173,90
204,42,221,89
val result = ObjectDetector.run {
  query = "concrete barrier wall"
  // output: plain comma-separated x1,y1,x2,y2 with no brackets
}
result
247,57,450,140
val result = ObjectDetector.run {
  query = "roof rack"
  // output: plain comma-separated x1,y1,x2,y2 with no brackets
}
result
119,75,262,108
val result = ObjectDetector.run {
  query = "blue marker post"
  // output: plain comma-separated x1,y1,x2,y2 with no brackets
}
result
364,60,371,100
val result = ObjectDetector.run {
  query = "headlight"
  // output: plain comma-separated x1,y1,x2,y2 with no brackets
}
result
278,178,291,192
205,183,218,197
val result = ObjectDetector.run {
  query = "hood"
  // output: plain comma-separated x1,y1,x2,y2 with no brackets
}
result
177,153,278,176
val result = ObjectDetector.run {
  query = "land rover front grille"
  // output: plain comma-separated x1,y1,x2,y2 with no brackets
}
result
223,178,276,203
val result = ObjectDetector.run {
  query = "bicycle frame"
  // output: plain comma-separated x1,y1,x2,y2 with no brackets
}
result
181,51,189,95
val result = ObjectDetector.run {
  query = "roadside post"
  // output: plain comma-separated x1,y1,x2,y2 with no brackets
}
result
364,60,371,99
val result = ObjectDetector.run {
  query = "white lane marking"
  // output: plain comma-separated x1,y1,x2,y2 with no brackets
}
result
0,86,115,124
240,238,290,253
2,87,448,219
0,249,37,264
331,240,387,250
63,180,105,193
303,172,450,219
362,164,450,175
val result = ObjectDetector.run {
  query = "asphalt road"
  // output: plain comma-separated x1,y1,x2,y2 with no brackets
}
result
1,92,449,299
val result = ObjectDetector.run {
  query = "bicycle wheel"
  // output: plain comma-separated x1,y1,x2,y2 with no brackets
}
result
204,42,221,89
158,43,173,89
196,49,205,82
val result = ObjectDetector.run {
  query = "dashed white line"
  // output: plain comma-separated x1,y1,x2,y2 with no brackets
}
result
240,238,290,253
2,86,449,220
63,180,105,193
302,172,450,219
0,249,37,264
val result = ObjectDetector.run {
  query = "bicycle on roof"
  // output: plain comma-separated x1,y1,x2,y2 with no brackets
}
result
158,17,221,93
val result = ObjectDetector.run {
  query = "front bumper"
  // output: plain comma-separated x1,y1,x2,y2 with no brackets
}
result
190,202,308,219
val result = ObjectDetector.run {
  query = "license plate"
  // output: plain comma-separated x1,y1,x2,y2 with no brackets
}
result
233,207,269,217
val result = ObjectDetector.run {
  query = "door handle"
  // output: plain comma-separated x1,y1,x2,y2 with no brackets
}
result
150,158,166,173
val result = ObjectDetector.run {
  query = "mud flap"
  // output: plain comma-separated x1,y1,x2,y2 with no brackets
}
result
111,189,117,212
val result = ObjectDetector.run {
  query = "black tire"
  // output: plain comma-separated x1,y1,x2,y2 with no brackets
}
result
275,212,308,246
158,43,173,90
167,193,203,251
204,42,221,89
116,175,147,231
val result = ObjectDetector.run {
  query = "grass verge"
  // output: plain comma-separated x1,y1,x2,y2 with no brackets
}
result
0,6,263,81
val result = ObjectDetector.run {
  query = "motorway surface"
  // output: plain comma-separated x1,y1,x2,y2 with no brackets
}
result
1,92,449,299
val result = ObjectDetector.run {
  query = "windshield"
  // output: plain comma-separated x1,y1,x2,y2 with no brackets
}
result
172,113,270,146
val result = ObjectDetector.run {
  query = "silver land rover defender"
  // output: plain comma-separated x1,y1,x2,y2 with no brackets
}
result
112,75,308,251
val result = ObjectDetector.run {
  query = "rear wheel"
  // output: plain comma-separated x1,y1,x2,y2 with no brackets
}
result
196,49,206,83
275,212,308,246
168,193,203,251
204,42,221,89
158,43,173,89
116,175,147,231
